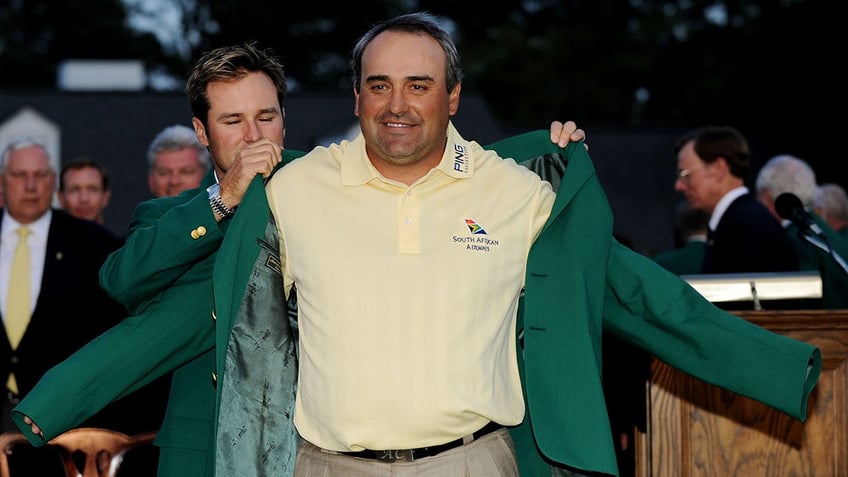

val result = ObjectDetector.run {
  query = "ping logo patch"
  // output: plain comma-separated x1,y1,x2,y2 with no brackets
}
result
453,143,469,173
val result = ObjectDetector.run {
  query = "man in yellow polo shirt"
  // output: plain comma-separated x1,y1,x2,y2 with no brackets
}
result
256,12,820,477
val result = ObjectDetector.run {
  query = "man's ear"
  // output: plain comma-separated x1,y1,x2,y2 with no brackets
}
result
281,107,286,144
192,117,210,147
353,87,361,117
712,156,732,179
448,82,461,116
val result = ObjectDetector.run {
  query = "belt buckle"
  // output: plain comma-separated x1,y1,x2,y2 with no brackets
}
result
375,449,415,462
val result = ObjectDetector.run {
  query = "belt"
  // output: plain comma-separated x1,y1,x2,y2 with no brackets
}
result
340,421,502,462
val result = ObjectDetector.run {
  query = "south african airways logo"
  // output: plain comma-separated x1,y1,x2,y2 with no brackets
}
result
454,218,498,252
465,218,487,235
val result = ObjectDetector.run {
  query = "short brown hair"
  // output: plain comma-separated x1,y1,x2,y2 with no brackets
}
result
675,126,750,179
185,41,287,126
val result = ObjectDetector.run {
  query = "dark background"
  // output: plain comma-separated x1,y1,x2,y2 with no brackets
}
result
1,0,843,254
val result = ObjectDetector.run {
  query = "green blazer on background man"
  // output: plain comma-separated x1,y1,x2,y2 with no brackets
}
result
13,131,820,477
650,239,706,275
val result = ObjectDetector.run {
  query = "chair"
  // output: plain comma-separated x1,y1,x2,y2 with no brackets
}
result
0,427,156,477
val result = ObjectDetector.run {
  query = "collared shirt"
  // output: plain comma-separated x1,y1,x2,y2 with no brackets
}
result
266,122,555,452
0,210,51,317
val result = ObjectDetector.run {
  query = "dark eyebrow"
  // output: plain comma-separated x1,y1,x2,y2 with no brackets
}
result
364,75,435,83
365,75,389,83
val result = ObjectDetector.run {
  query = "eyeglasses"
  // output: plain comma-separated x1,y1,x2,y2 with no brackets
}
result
676,167,703,183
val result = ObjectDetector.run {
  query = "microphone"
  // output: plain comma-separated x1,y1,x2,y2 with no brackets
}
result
775,192,824,236
775,191,848,277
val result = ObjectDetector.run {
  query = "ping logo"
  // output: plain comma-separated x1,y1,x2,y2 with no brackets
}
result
453,143,469,173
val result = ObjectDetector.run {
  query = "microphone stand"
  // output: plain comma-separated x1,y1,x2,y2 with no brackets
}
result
800,229,848,277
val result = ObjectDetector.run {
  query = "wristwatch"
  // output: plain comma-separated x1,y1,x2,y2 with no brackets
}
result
207,183,236,219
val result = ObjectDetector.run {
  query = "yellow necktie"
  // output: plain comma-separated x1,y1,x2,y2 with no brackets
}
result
6,226,31,394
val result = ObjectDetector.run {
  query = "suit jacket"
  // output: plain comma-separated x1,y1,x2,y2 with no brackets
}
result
786,212,848,309
211,131,820,476
703,193,799,273
0,209,121,391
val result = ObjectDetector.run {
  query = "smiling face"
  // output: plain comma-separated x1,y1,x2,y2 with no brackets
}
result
2,145,56,224
354,30,460,184
192,71,285,178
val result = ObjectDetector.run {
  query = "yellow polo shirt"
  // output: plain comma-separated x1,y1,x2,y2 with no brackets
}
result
266,122,555,452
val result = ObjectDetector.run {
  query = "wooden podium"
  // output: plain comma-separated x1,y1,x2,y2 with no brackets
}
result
634,310,848,477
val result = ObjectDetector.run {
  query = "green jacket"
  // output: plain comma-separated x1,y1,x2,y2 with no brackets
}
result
14,132,821,477
211,131,820,476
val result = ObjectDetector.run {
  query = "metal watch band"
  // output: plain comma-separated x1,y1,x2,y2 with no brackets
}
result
210,194,235,218
207,183,236,219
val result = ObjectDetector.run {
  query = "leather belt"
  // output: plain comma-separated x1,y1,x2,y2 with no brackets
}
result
340,421,502,462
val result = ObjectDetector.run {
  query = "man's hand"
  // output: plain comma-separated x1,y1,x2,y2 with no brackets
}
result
218,138,282,210
23,415,43,438
550,120,588,150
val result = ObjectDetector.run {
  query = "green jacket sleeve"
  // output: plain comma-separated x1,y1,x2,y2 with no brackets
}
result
603,240,821,420
100,172,222,313
11,255,216,445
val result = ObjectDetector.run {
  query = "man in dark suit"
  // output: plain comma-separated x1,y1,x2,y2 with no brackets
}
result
673,125,798,274
0,137,164,475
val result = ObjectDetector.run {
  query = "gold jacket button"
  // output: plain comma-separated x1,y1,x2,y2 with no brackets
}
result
211,310,217,322
191,229,200,239
197,226,207,236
